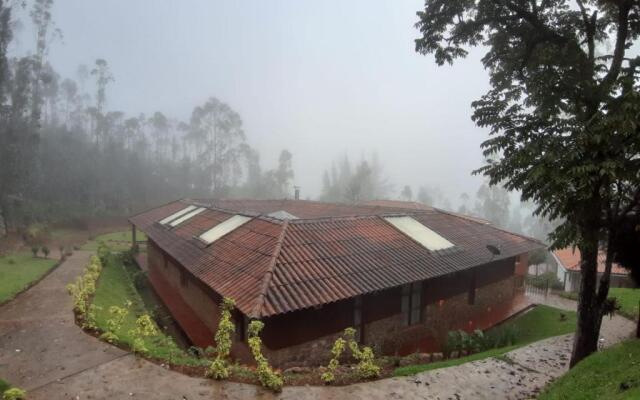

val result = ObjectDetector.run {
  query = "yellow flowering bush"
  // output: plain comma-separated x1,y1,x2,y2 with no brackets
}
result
2,387,26,400
248,320,283,392
206,297,236,379
129,314,159,354
320,337,346,383
321,327,380,383
100,300,131,343
66,255,104,317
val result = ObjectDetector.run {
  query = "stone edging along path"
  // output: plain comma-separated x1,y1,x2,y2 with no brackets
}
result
0,251,636,400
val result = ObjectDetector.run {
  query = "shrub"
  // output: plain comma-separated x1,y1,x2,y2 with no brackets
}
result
321,337,347,384
129,314,159,354
248,320,283,392
100,301,132,343
41,246,50,258
6,258,15,265
66,253,105,317
2,387,26,400
31,246,39,258
343,328,381,380
444,330,462,357
205,297,236,380
322,327,381,383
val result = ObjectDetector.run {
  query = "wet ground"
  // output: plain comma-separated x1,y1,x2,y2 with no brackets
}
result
0,252,636,399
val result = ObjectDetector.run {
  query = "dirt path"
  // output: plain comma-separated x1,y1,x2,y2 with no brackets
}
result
0,254,636,399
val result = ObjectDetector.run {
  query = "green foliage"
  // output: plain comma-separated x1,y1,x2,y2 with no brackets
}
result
101,301,131,343
322,327,380,383
41,245,49,258
0,251,56,302
343,328,381,380
539,339,640,400
30,246,38,257
66,254,104,316
128,314,159,354
248,320,283,392
205,297,235,380
2,387,26,400
415,0,640,364
91,253,198,365
395,305,576,376
321,337,346,384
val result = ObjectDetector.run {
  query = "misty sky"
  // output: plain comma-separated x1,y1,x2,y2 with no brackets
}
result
12,1,494,203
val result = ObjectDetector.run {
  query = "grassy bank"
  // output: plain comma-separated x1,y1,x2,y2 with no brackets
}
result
91,253,200,365
0,378,9,393
539,339,640,400
394,305,577,376
561,288,639,320
81,230,147,252
0,252,57,303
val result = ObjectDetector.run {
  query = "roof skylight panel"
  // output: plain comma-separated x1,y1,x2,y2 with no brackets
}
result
199,215,252,244
158,205,197,225
384,216,454,251
167,207,206,227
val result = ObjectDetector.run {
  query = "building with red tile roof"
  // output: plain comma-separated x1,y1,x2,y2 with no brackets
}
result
553,247,635,292
130,198,543,367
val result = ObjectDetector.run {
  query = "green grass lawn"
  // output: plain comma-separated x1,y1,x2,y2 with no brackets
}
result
394,305,577,376
539,339,640,400
609,288,640,320
81,230,147,252
0,252,58,303
91,253,200,366
561,288,639,320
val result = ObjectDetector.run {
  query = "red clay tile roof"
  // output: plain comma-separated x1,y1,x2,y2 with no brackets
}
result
130,199,543,318
553,247,629,275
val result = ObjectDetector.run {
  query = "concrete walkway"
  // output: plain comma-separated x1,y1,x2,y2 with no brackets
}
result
0,253,636,399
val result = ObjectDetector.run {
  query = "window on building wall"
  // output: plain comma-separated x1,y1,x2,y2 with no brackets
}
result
180,269,189,288
468,272,477,305
354,296,363,342
401,282,422,326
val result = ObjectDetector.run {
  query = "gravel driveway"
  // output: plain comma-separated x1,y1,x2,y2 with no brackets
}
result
0,252,635,399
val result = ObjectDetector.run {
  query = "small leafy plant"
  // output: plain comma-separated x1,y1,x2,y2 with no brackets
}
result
2,387,26,400
248,320,283,392
41,245,50,258
321,336,346,383
321,327,381,383
205,297,236,380
129,314,159,354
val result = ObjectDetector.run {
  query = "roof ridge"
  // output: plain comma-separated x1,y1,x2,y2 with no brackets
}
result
250,219,290,318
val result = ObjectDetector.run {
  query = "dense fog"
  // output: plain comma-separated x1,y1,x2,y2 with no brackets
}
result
0,0,556,241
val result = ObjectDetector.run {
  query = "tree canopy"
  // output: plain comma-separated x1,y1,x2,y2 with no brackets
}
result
416,0,640,366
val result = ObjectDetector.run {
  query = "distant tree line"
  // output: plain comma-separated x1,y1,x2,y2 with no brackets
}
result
0,0,295,232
